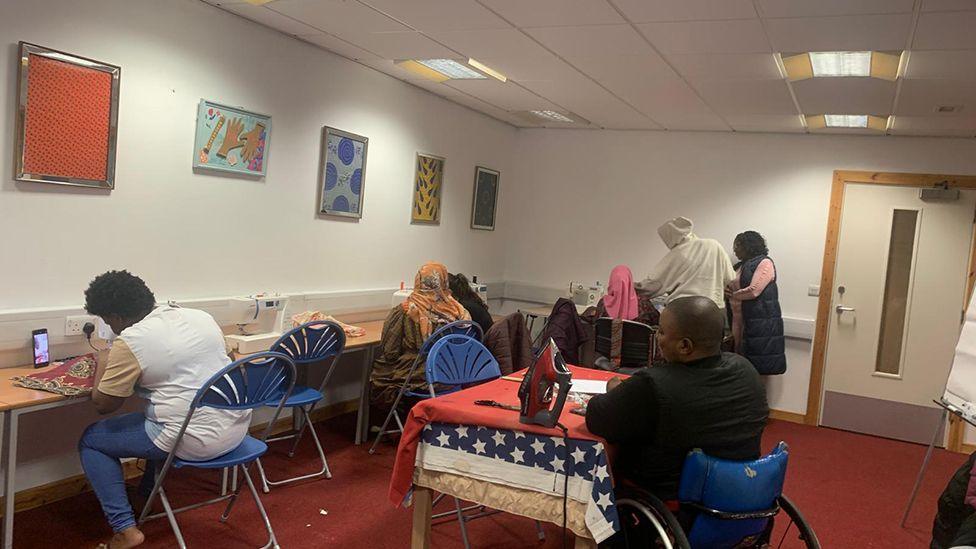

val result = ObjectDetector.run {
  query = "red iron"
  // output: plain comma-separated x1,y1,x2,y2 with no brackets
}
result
518,338,572,428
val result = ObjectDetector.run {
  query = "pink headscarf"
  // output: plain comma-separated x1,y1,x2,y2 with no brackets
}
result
604,265,639,320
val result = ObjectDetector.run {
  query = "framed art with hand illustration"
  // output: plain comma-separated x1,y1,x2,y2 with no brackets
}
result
319,126,368,218
192,100,271,177
15,42,121,189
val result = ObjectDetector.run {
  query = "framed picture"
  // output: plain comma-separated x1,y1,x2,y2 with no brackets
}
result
192,100,271,177
14,42,121,189
319,127,368,218
412,153,445,225
471,166,500,231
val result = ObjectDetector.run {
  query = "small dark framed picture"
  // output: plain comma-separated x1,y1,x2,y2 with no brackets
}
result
471,166,499,231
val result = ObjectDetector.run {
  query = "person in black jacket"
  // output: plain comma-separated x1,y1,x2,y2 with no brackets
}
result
933,451,976,549
449,273,493,335
585,296,769,498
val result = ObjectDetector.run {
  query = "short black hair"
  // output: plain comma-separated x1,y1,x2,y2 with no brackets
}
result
84,270,156,319
735,230,768,260
665,296,724,353
448,273,485,306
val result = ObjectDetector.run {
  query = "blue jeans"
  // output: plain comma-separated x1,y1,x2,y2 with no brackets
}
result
78,412,169,533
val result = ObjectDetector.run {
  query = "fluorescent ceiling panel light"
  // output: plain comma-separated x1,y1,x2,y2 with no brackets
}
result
530,110,574,123
824,114,868,128
809,51,871,77
244,0,274,5
467,58,507,82
416,59,485,80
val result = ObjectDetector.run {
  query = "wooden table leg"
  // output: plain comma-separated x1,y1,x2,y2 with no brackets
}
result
411,487,433,549
573,536,597,549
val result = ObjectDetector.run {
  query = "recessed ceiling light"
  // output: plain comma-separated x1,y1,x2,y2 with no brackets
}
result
244,0,274,5
416,59,486,80
530,110,574,123
824,114,868,128
810,51,871,77
936,105,962,113
467,58,507,82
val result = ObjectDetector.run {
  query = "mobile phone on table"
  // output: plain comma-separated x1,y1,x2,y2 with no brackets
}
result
32,328,50,368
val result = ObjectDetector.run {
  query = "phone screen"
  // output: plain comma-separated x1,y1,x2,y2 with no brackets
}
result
33,331,49,366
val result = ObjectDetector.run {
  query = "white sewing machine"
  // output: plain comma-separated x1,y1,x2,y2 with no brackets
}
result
224,294,289,354
391,277,489,307
569,281,604,307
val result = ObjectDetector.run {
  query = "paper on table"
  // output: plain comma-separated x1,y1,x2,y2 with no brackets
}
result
569,379,608,395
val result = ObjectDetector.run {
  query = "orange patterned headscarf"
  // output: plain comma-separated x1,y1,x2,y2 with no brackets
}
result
403,261,470,338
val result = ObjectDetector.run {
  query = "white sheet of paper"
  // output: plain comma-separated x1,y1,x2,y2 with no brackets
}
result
570,379,608,395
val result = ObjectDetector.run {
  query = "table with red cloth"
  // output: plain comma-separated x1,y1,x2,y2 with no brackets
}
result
389,366,622,548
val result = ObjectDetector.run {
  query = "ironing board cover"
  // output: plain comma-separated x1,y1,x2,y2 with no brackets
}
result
389,365,619,506
11,354,97,396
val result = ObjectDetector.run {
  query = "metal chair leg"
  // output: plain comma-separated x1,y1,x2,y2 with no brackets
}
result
287,406,310,458
221,465,247,521
255,457,272,494
260,408,331,488
242,464,281,549
534,520,546,541
455,497,472,549
220,467,229,496
158,487,187,549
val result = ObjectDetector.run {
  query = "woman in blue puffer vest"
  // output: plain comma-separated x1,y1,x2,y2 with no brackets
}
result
728,231,787,375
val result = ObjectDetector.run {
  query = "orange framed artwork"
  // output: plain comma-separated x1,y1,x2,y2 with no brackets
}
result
14,42,121,189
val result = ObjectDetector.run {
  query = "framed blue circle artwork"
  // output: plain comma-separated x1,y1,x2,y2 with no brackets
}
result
320,127,368,218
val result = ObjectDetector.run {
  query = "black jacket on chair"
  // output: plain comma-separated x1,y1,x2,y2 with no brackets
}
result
585,353,769,499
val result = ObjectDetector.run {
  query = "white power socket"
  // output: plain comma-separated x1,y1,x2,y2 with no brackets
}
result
65,315,98,336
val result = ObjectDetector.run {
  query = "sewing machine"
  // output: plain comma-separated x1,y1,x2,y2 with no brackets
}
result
223,294,289,354
519,338,572,428
569,281,604,307
391,277,489,307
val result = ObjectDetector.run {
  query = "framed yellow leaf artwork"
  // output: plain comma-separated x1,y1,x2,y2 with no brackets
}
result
411,153,445,224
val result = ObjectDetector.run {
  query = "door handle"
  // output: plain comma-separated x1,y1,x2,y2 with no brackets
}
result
836,305,855,313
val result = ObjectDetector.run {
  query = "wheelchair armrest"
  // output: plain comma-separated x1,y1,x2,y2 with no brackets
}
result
680,500,781,521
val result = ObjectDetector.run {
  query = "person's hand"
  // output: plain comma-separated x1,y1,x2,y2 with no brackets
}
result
606,376,624,391
724,285,733,299
217,117,244,158
240,123,266,162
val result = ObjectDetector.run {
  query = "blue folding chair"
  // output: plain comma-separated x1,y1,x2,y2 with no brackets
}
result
256,320,346,491
138,351,296,549
368,319,483,454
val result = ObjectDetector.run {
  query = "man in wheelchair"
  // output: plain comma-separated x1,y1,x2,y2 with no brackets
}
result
585,296,771,547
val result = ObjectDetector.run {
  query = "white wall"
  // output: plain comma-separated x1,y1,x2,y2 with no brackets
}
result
0,0,517,492
505,129,976,414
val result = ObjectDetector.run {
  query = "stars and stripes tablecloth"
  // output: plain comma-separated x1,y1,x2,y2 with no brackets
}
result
416,422,619,542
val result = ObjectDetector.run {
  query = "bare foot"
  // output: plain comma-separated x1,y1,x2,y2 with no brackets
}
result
105,526,145,549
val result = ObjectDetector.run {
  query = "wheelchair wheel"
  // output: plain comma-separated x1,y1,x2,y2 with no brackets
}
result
771,495,821,549
615,492,691,549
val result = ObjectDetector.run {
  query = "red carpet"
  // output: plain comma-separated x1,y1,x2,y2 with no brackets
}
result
9,416,967,548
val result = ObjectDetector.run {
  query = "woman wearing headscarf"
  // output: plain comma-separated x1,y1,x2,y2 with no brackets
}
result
370,262,470,409
595,265,660,326
728,231,787,375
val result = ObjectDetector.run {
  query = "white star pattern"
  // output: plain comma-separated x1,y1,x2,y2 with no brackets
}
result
550,456,565,473
553,437,565,447
511,448,525,463
513,431,525,439
455,426,468,439
436,432,451,446
492,432,507,446
472,440,487,454
529,439,546,455
571,447,587,464
593,465,609,482
596,491,612,511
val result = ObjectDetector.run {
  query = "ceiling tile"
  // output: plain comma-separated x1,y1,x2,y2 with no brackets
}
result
692,80,797,114
358,0,511,31
299,33,382,60
443,93,526,125
914,12,976,50
613,0,757,23
444,80,556,111
725,114,806,132
904,50,976,80
473,53,579,81
758,0,914,18
525,25,654,58
890,115,976,136
221,3,322,35
655,113,731,131
429,28,547,59
792,78,896,116
895,79,976,115
518,73,659,129
477,0,625,27
349,31,458,59
637,19,771,54
268,0,408,35
669,53,783,81
922,0,976,12
765,14,912,52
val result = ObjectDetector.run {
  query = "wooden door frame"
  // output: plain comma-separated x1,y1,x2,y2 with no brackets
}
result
806,170,976,452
